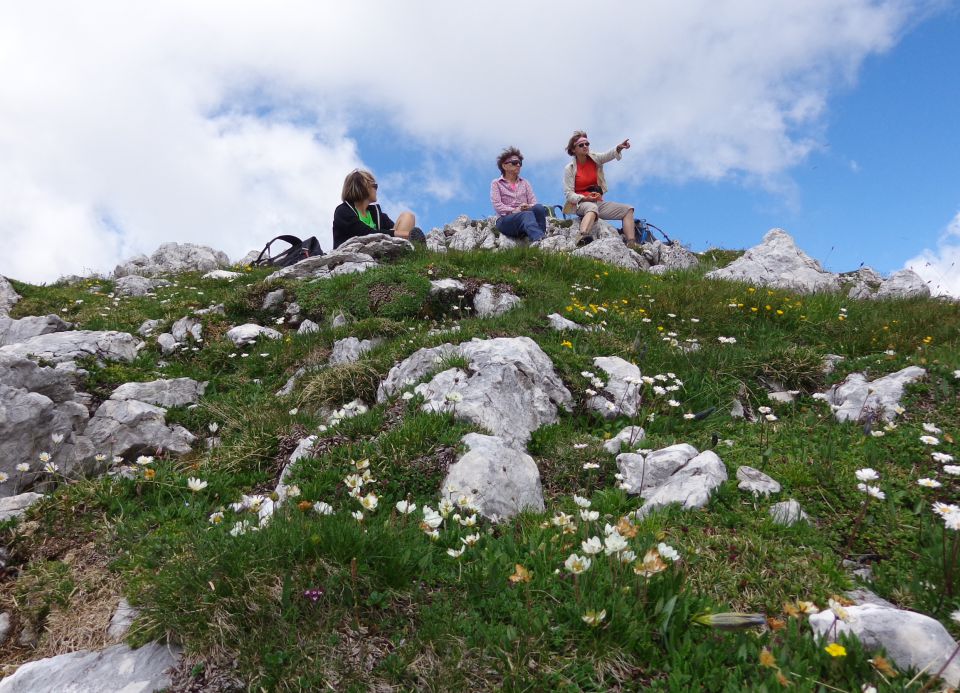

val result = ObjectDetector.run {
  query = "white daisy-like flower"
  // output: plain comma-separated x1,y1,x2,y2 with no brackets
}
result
581,536,603,555
16,463,30,472
313,501,334,515
51,433,64,444
208,511,224,524
855,468,880,482
918,478,942,488
757,406,772,415
572,443,588,449
564,553,592,574
94,453,107,462
920,435,940,445
136,455,153,466
351,510,364,522
573,495,591,508
683,413,695,420
667,399,680,408
603,532,629,555
943,465,960,475
658,543,680,562
187,477,208,492
933,452,955,463
0,472,8,483
38,451,51,463
870,430,885,437
43,462,59,474
401,391,414,401
461,533,480,547
360,493,379,511
923,423,943,434
446,547,465,558
765,414,778,422
396,500,417,514
580,509,599,521
444,391,463,403
582,462,600,470
856,483,885,500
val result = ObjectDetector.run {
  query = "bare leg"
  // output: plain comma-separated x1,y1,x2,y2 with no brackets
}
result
393,212,416,238
580,211,597,237
622,213,636,242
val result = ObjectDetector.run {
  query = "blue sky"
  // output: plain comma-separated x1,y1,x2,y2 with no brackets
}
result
0,1,957,295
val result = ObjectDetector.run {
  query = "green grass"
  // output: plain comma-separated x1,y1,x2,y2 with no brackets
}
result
2,246,959,690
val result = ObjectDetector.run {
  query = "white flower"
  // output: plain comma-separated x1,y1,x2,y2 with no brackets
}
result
943,465,960,475
288,408,299,416
421,506,443,529
764,414,778,422
360,493,379,511
438,499,455,517
918,478,942,488
396,500,417,514
43,462,59,474
857,483,885,500
604,532,629,555
51,433,64,444
447,547,465,558
658,543,680,562
757,406,772,415
923,422,943,434
581,536,604,555
580,371,595,379
351,510,364,522
954,370,960,379
38,451,51,463
136,455,153,466
459,514,477,527
584,388,597,396
855,468,880,482
401,391,414,401
564,553,592,574
94,453,107,462
933,452,956,463
582,462,600,470
580,509,599,521
16,463,30,472
920,435,940,445
717,336,737,344
581,609,606,626
208,511,224,524
285,485,301,498
573,495,591,508
951,609,960,624
667,399,680,408
208,422,220,433
444,391,463,403
313,501,334,515
461,533,480,547
229,521,250,537
0,472,7,483
573,443,589,449
343,474,363,491
187,477,208,492
683,413,695,420
620,550,637,564
652,385,666,396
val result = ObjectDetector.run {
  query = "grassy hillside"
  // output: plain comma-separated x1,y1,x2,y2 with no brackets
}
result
2,246,959,691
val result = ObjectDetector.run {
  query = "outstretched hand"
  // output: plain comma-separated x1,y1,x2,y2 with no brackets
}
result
617,138,631,152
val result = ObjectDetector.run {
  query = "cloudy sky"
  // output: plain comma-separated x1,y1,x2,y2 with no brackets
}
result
1,1,958,295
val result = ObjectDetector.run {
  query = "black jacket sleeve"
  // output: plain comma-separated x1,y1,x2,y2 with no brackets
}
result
332,203,396,249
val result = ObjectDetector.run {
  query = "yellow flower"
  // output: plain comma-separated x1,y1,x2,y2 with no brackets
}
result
824,643,846,657
751,307,758,312
144,468,156,480
508,564,533,584
561,340,573,349
759,648,777,669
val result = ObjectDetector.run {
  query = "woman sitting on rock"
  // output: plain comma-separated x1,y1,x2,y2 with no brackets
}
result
490,147,547,242
562,131,636,247
332,169,424,249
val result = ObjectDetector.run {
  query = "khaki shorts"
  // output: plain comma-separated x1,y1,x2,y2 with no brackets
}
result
576,199,633,220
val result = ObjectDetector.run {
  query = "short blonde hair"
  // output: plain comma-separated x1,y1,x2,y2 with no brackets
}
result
565,130,588,156
341,169,376,204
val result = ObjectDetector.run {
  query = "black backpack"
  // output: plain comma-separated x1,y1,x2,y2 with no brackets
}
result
253,235,325,268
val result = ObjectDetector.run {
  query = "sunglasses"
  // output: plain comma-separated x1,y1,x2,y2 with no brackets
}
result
576,142,590,148
504,160,522,166
370,182,379,189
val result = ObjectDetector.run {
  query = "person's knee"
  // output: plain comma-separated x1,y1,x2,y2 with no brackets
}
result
398,211,415,224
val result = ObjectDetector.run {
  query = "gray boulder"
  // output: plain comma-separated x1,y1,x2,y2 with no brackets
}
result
0,276,20,316
585,356,643,419
0,315,72,347
705,229,841,294
736,466,781,495
109,378,206,408
0,493,45,522
441,433,545,521
617,444,728,517
603,426,645,454
83,399,195,458
297,319,320,335
875,268,930,299
106,598,139,640
170,316,202,343
376,343,460,401
114,275,158,297
818,366,926,423
429,278,467,297
156,333,178,356
329,337,381,365
337,233,414,261
201,269,241,280
425,229,448,253
0,330,140,365
809,604,960,686
226,323,282,347
261,289,285,311
473,285,520,317
642,240,699,271
0,642,181,693
769,499,809,526
114,242,229,278
547,313,585,331
265,251,377,281
572,238,650,271
137,319,163,338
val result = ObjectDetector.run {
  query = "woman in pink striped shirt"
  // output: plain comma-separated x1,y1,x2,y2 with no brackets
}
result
490,147,546,242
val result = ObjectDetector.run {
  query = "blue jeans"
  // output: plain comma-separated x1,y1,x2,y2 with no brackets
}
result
496,204,546,241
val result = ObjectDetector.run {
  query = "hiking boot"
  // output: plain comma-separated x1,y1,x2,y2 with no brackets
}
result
408,227,426,244
625,240,642,251
575,233,594,248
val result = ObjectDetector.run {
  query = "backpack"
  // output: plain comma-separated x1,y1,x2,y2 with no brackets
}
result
253,235,325,268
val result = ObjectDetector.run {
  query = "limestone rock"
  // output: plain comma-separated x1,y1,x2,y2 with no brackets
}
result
809,604,960,686
114,275,159,297
705,229,841,294
441,433,545,521
0,330,139,365
376,344,460,401
547,313,584,331
275,435,318,505
572,238,650,271
156,333,178,355
337,233,413,261
769,499,809,526
736,466,781,495
603,426,646,454
818,366,926,423
0,276,20,316
0,641,181,693
0,315,72,347
617,444,728,517
261,289,285,311
83,399,195,459
114,242,229,278
297,319,320,335
641,240,699,271
585,356,643,419
226,324,282,347
329,337,380,366
265,251,377,281
137,320,163,338
428,279,467,296
0,612,10,647
0,493,45,522
106,598,139,640
201,269,241,280
473,285,520,317
170,316,202,343
331,312,350,328
875,268,930,299
109,378,206,408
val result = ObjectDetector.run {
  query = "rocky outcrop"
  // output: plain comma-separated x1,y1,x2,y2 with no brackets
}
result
114,243,229,278
817,366,926,423
0,315,72,347
109,378,206,408
874,268,930,299
0,277,20,316
114,275,161,297
225,324,282,347
705,229,840,294
769,499,808,525
265,251,377,281
0,642,181,693
329,337,381,366
573,237,650,271
584,356,643,419
441,433,545,521
736,466,781,495
82,400,195,459
617,444,728,517
0,493,44,522
0,331,140,365
337,233,414,261
473,285,520,317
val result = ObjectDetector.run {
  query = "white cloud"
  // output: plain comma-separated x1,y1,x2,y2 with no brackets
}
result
0,0,930,282
904,212,960,298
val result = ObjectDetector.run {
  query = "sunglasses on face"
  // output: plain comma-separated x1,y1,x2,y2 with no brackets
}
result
504,160,522,166
576,142,590,148
370,182,379,189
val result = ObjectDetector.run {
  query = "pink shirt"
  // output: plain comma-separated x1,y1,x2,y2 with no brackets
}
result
490,176,538,216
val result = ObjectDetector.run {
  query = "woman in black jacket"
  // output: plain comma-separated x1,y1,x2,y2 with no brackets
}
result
332,170,423,248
